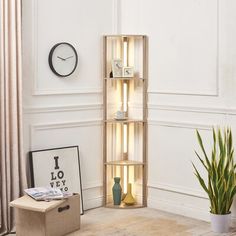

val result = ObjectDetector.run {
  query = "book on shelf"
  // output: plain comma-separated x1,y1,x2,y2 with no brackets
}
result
24,187,72,201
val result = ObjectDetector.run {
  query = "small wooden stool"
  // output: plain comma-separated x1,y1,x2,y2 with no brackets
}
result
10,194,80,236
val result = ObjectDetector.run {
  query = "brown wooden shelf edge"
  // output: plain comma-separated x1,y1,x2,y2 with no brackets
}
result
104,160,146,166
104,77,145,81
104,35,146,38
104,119,146,123
105,202,145,209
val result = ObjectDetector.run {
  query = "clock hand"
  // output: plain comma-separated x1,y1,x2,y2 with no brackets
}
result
115,63,122,69
64,55,74,60
57,56,66,61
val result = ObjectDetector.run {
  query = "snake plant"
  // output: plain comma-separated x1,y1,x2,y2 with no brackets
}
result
192,128,236,214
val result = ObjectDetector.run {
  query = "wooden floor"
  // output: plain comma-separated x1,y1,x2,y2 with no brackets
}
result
9,207,236,235
67,207,236,236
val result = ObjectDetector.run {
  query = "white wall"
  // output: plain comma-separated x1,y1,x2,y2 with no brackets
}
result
119,0,236,221
23,0,236,220
22,0,114,210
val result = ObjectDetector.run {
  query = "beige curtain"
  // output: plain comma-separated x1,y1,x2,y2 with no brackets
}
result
0,0,27,234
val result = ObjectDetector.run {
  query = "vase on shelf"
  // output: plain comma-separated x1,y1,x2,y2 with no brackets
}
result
109,71,113,78
123,183,135,205
112,177,122,205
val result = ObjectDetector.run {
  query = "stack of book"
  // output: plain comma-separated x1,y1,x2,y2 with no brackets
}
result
24,187,72,201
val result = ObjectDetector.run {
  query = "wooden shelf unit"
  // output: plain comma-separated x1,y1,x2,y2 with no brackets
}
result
103,35,148,209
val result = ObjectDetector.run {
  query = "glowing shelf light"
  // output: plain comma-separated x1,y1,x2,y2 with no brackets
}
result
123,124,128,154
123,82,128,112
123,37,128,67
123,165,128,193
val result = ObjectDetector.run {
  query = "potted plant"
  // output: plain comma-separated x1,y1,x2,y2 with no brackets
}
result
192,127,236,233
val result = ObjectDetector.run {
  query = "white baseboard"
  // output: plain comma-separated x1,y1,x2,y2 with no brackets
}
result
83,192,210,221
83,195,103,210
147,187,210,222
148,197,210,222
82,188,236,224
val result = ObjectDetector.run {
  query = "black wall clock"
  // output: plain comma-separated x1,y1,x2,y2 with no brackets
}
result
48,42,78,77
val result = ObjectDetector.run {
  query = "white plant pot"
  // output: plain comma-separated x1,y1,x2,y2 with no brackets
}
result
210,212,231,233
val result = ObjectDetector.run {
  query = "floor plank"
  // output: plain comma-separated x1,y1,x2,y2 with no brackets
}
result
9,207,236,235
67,207,236,236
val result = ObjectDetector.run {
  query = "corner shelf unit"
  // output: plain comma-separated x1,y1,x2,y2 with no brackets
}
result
103,35,148,209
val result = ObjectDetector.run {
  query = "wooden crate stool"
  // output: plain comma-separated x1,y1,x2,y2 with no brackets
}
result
10,194,80,236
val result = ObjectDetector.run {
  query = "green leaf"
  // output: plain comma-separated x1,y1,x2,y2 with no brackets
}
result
196,130,211,169
192,163,209,194
218,129,224,153
195,151,208,171
193,127,236,215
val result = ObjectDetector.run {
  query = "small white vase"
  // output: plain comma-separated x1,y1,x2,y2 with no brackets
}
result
210,212,231,233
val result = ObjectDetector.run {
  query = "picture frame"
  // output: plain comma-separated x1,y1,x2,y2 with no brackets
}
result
111,59,123,77
123,66,134,78
29,146,84,214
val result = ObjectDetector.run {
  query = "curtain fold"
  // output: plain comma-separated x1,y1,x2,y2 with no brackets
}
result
0,0,27,234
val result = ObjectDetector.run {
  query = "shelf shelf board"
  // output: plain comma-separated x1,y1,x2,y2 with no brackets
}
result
104,35,146,39
104,77,145,81
105,160,145,166
105,202,145,209
105,119,145,124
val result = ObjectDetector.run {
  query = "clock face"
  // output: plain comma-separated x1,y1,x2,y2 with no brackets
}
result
48,42,78,77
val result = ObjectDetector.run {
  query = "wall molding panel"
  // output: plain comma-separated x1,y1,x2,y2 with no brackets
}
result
148,87,219,97
148,182,207,200
147,118,214,221
29,0,106,96
83,181,103,191
148,104,236,116
29,119,102,149
137,0,220,97
148,194,210,222
155,0,219,97
24,103,102,114
32,88,103,96
148,120,213,131
31,119,102,132
83,195,103,210
148,187,236,222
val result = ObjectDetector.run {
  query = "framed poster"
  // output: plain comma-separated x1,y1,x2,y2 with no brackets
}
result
29,146,84,214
